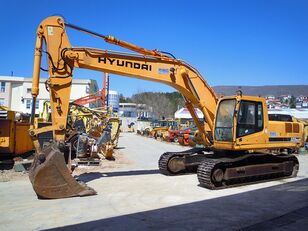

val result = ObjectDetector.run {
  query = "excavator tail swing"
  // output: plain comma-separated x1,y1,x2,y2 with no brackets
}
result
29,142,97,199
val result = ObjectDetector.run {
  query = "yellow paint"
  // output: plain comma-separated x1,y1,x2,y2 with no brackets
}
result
0,109,33,155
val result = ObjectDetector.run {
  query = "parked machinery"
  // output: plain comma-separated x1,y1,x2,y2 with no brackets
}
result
139,119,176,139
66,103,120,160
28,16,305,199
161,121,188,142
36,101,121,160
72,91,122,156
127,122,135,133
0,106,33,157
177,126,199,146
149,120,178,140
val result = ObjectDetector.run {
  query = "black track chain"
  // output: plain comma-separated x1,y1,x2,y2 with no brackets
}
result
197,158,222,189
158,151,192,175
158,152,173,175
197,155,299,190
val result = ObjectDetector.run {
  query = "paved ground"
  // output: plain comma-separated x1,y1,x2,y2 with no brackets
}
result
1,133,308,230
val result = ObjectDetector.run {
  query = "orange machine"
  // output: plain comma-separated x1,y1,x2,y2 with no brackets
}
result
73,72,108,107
28,16,304,199
72,91,104,107
0,106,33,156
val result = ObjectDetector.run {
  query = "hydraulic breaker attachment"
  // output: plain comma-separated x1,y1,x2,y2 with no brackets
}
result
29,142,97,199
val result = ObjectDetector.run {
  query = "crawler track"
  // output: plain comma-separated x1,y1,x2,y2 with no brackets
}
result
197,154,299,189
158,152,194,175
158,148,208,175
158,150,299,189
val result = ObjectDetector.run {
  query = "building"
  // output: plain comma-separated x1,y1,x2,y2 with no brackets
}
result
296,96,308,109
136,104,153,119
302,100,308,108
107,90,119,112
0,76,99,114
174,107,204,119
118,103,153,119
174,107,204,124
298,95,308,101
118,102,153,132
119,103,137,118
265,95,276,100
279,95,292,102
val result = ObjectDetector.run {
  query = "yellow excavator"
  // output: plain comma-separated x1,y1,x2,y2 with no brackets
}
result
28,16,304,199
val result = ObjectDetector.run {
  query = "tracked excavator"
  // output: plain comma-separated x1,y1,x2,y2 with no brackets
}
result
29,16,304,199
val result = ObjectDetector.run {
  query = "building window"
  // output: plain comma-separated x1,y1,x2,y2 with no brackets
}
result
0,82,5,92
25,99,39,109
0,98,4,106
27,88,31,94
26,99,31,109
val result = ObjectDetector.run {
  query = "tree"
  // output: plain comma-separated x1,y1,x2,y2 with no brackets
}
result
131,91,184,119
289,95,296,108
119,94,133,103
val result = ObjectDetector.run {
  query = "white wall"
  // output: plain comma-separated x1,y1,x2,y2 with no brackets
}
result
11,82,23,111
70,83,89,100
0,76,98,114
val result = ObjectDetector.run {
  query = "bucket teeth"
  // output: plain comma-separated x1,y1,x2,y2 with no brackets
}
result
29,142,97,199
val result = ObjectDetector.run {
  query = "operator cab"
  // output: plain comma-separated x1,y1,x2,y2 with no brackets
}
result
214,96,265,150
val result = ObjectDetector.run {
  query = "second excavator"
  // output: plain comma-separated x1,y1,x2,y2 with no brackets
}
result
28,16,304,199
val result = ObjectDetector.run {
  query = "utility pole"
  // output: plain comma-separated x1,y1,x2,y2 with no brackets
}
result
106,73,110,108
102,72,108,109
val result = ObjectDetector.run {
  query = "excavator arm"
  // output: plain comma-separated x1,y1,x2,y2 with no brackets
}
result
29,16,217,199
30,16,217,147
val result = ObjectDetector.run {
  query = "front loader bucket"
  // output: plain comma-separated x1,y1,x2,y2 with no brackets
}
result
29,142,97,199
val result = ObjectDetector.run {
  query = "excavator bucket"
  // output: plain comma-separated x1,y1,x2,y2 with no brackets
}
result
29,142,97,199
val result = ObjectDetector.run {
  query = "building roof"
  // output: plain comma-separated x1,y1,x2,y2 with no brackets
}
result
174,107,204,119
119,103,137,106
108,90,118,94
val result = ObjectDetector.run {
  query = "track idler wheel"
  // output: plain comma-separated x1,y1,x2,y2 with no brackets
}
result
290,158,299,177
212,168,224,183
197,159,223,189
29,142,97,199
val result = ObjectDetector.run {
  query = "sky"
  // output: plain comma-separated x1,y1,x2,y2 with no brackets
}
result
0,0,307,96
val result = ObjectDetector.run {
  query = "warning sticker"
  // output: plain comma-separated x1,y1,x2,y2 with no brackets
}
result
47,26,54,36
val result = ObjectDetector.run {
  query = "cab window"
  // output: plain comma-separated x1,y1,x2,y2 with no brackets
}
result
236,101,263,137
214,99,236,141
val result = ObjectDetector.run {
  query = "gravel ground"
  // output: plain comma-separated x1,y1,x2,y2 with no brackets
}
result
0,170,28,182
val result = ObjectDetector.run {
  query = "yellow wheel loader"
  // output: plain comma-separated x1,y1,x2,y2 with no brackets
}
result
28,16,305,199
